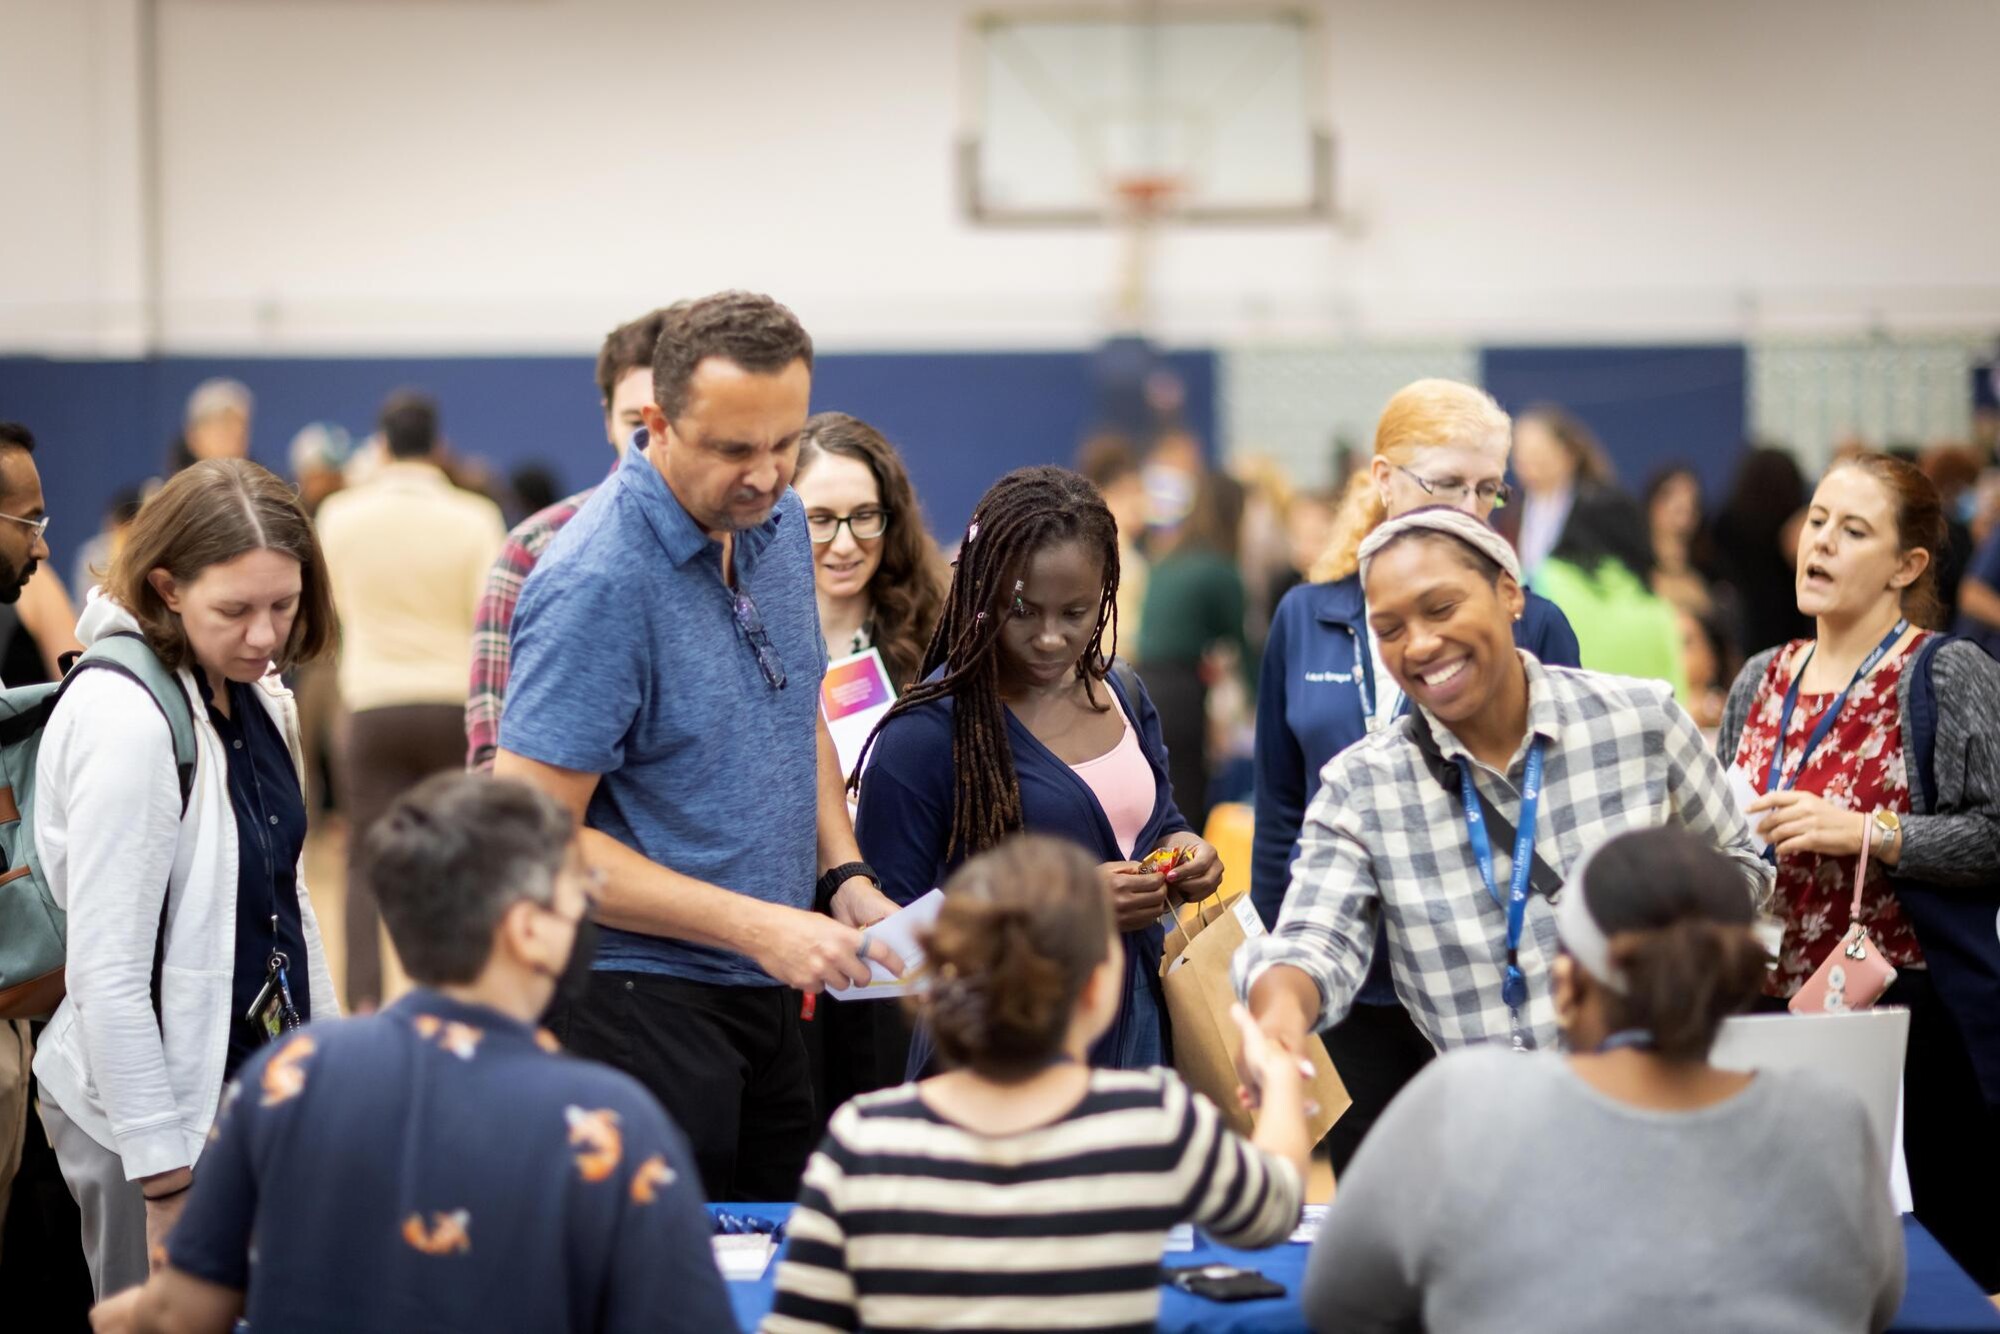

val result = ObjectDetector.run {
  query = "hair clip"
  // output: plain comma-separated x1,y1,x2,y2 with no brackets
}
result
965,520,980,545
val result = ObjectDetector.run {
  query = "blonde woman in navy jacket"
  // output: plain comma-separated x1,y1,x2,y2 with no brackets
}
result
1252,379,1578,1173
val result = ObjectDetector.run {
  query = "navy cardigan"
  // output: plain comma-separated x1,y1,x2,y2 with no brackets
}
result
855,664,1193,1067
1250,575,1581,1001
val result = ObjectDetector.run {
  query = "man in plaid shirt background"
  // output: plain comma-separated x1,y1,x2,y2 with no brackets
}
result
1236,508,1772,1071
466,308,667,771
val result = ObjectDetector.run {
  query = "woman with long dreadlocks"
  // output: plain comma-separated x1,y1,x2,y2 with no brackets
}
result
854,466,1223,1069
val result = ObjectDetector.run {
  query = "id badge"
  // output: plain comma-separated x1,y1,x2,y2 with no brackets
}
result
1508,1009,1537,1053
245,952,303,1042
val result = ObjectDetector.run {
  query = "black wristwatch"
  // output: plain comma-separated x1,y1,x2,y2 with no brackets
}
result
815,861,878,914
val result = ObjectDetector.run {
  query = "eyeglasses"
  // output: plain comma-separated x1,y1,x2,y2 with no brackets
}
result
730,590,787,690
0,512,51,542
806,508,889,545
1397,466,1512,510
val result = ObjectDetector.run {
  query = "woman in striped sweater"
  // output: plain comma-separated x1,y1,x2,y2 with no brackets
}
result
763,835,1307,1334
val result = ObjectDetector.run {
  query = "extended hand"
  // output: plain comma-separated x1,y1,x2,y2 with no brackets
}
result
1238,968,1316,1112
751,904,906,994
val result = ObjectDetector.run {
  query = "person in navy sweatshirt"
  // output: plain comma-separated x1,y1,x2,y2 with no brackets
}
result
855,466,1221,1071
1254,378,1580,1173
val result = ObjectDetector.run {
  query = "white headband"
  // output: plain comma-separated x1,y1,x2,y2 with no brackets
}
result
1554,841,1626,994
1356,505,1522,587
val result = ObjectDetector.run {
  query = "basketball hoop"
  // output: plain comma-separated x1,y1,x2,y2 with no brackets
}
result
1110,172,1185,223
1109,174,1183,332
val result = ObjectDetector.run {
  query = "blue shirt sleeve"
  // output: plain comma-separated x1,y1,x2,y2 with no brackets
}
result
854,709,954,907
601,1098,738,1334
500,558,646,774
164,1071,266,1291
1522,592,1582,669
1250,598,1308,932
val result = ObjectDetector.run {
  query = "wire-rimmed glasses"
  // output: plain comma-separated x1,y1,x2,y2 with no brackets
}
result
1396,466,1512,510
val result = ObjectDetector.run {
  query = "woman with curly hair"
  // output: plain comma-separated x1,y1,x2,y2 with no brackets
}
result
793,412,947,693
793,413,947,1119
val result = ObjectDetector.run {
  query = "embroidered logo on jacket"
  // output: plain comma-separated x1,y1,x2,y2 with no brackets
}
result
630,1154,675,1204
260,1035,316,1107
402,1210,472,1255
566,1106,623,1182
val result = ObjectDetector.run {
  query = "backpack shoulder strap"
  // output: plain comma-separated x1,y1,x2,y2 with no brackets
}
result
1908,633,1951,814
61,632,198,815
1409,708,1566,900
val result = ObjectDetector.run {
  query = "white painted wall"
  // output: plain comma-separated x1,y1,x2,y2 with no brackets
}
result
5,0,2000,353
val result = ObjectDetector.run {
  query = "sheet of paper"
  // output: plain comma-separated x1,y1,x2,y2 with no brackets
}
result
713,1234,775,1281
1726,765,1768,855
822,648,896,781
1289,1204,1329,1244
827,889,945,1002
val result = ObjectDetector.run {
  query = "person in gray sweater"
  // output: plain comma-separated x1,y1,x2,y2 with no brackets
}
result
1302,827,1905,1334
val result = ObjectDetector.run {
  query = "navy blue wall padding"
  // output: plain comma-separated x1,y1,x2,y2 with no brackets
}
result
1479,344,1748,504
0,349,1216,584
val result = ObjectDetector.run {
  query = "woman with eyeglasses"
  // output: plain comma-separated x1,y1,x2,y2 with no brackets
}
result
1300,827,1904,1334
1252,378,1580,1177
793,412,947,693
792,413,947,1124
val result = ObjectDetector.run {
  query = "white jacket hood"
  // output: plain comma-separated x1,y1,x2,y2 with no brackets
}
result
74,586,143,647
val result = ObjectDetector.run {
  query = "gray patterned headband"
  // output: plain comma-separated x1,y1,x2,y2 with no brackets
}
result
1356,505,1522,586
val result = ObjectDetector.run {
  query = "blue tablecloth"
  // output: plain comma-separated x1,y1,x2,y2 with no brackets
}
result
714,1205,1999,1333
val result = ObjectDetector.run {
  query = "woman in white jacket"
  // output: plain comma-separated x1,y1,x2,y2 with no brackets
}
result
34,459,340,1296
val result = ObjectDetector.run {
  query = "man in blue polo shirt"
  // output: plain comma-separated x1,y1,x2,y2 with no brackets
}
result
496,290,902,1202
86,772,731,1333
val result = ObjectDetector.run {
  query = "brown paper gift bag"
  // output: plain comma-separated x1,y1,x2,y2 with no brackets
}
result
1159,892,1349,1143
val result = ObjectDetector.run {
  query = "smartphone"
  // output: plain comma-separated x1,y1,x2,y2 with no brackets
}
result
1163,1263,1287,1302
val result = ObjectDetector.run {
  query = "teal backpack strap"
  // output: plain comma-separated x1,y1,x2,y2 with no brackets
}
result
56,631,200,1027
61,632,197,814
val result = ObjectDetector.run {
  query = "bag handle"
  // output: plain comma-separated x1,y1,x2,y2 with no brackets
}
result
1852,817,1872,923
1161,889,1222,961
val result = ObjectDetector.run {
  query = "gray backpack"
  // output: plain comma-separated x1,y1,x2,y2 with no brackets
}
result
0,632,196,1020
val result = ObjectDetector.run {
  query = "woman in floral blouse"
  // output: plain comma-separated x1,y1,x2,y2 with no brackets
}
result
1720,453,2000,1293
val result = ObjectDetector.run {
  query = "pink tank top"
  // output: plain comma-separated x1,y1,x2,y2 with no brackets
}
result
1069,710,1156,860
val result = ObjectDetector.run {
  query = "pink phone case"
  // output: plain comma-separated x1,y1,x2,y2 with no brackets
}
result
1789,823,1897,1015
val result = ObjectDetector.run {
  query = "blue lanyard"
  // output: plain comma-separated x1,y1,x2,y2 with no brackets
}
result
1350,620,1406,734
1765,619,1907,797
1457,737,1546,1026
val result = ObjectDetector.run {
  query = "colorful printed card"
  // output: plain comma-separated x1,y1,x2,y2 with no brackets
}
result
821,647,896,781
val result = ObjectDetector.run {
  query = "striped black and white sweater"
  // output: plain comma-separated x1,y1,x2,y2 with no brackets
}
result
762,1067,1303,1334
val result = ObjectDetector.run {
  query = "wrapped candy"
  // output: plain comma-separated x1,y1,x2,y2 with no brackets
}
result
1140,844,1195,875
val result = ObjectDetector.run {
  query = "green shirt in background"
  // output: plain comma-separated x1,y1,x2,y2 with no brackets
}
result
1532,557,1687,702
1136,548,1249,673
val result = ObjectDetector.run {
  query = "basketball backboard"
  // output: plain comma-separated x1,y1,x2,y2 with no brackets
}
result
959,5,1334,225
